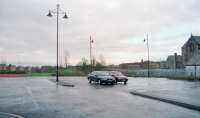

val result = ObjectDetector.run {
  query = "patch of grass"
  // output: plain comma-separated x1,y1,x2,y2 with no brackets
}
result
16,68,85,77
59,68,85,76
17,72,53,77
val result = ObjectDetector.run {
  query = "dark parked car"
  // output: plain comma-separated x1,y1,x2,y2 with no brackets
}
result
88,71,116,85
109,71,128,84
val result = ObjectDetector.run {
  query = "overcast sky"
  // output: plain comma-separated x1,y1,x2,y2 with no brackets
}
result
1,0,200,66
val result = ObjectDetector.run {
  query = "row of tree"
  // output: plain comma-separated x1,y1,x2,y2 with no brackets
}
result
77,55,106,74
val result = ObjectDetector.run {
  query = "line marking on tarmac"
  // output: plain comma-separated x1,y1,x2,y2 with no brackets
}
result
0,112,24,118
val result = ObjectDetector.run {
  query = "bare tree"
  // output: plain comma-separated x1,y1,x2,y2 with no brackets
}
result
99,54,106,66
78,57,88,71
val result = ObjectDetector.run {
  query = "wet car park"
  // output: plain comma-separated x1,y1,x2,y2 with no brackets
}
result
0,77,200,118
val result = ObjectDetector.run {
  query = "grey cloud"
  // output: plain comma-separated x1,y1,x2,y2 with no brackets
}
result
0,0,200,65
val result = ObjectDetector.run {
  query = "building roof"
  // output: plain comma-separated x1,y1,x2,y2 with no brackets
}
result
182,35,200,48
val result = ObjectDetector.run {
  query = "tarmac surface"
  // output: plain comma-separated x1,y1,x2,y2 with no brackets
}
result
128,77,200,106
0,77,200,118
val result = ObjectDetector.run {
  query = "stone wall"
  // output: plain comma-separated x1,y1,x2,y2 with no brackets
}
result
185,66,200,78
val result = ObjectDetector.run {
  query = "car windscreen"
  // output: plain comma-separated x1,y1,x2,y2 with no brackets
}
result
93,71,110,76
110,72,124,76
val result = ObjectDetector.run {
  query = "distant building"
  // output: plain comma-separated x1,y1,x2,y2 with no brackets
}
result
185,54,200,78
159,61,168,69
24,67,32,72
7,64,16,71
182,35,200,65
141,61,160,69
106,65,119,71
16,66,25,71
166,53,183,69
182,35,200,78
119,60,160,70
0,64,7,71
31,67,41,72
41,66,55,72
119,62,141,69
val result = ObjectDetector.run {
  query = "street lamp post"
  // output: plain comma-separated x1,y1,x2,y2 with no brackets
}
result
90,36,94,72
144,34,150,77
47,4,68,82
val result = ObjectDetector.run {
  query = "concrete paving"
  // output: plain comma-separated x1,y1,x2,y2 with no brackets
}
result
130,91,200,111
128,77,200,106
0,77,200,118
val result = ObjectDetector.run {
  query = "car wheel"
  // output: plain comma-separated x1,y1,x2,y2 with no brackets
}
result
115,80,117,84
89,79,92,83
124,81,127,84
100,80,103,85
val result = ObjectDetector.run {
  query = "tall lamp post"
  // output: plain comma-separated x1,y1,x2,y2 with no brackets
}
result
47,4,68,82
144,34,150,77
90,36,94,72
